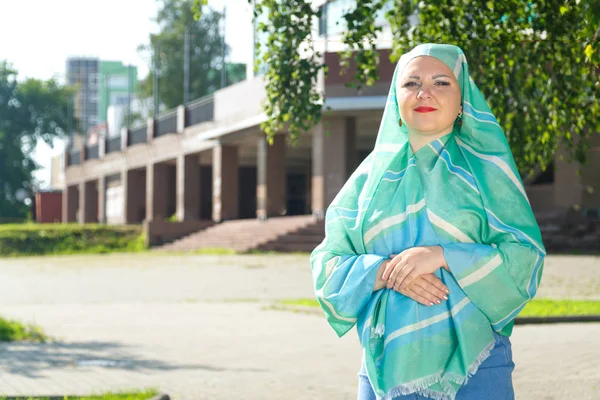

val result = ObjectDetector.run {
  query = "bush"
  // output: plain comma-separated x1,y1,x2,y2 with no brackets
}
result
0,316,48,342
0,224,146,257
0,389,158,400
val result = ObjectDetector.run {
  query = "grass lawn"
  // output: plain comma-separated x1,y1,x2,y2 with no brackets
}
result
0,389,158,400
0,224,145,257
0,316,49,342
518,299,600,317
279,298,600,317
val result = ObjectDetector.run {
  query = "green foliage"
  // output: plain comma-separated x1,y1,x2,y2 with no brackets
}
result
0,62,73,219
340,0,387,89
252,1,325,144
0,224,145,257
191,0,208,20
0,389,159,400
579,0,600,65
166,213,178,222
0,316,49,342
387,0,600,175
194,1,599,176
139,0,244,111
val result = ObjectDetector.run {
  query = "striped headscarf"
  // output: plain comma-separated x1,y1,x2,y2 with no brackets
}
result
310,43,545,399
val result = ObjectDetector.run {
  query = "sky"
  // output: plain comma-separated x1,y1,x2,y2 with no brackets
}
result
0,0,253,188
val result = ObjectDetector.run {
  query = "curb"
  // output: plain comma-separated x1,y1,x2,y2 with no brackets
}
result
514,315,600,324
149,394,170,400
267,303,600,325
3,394,170,400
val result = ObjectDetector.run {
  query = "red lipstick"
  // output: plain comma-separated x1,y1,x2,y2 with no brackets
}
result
414,106,437,113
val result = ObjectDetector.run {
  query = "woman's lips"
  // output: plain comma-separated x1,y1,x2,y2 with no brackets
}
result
414,106,437,113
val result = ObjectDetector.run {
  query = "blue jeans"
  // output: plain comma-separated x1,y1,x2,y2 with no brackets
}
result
357,332,515,400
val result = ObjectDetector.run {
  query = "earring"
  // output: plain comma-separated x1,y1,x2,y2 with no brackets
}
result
457,112,463,127
399,118,403,127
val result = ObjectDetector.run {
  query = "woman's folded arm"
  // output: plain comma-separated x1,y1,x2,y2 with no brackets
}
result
310,207,386,337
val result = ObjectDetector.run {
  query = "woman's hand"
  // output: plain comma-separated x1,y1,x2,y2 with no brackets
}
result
375,257,450,306
383,246,449,292
396,274,449,306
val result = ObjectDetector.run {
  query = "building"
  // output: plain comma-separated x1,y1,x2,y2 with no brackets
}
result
35,191,63,223
50,154,66,191
99,61,138,136
62,0,600,231
66,57,99,138
66,58,138,143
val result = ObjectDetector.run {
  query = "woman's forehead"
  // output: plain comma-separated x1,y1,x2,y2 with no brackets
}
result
401,56,455,78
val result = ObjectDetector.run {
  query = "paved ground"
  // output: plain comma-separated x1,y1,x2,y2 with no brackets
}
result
0,253,598,399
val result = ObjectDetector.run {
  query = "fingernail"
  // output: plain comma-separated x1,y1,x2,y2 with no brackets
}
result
443,295,448,300
436,300,441,304
429,302,434,306
445,289,450,294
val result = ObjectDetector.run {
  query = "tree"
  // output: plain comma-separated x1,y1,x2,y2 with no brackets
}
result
193,0,600,176
0,62,72,219
139,0,245,112
386,0,600,175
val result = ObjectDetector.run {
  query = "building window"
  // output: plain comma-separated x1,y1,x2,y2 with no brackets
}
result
318,5,327,35
319,0,392,37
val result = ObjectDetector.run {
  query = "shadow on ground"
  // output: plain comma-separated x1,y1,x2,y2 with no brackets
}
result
0,340,266,378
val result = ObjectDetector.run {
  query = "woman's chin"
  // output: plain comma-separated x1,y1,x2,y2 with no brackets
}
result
409,121,452,136
410,125,449,136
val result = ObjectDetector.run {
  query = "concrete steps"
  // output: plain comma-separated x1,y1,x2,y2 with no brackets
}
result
157,215,324,253
156,211,599,254
535,211,600,253
255,220,325,252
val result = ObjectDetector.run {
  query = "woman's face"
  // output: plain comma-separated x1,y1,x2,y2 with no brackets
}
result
396,56,462,137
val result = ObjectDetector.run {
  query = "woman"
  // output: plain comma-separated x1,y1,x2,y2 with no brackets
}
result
309,44,545,400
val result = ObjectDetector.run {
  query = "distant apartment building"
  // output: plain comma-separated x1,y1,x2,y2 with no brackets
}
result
66,57,99,139
66,57,138,144
99,61,138,137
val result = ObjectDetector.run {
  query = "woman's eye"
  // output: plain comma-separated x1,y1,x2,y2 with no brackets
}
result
435,81,451,86
404,81,419,87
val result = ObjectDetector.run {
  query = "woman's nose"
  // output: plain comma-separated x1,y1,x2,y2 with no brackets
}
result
417,89,431,99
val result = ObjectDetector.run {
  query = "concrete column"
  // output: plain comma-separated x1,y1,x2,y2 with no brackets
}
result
345,117,358,180
212,145,239,222
62,185,69,223
122,170,130,224
257,134,286,219
177,105,186,133
311,118,357,219
78,182,86,223
177,154,201,221
147,163,169,221
97,176,106,223
120,127,129,150
124,170,136,224
146,118,155,142
98,136,106,158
